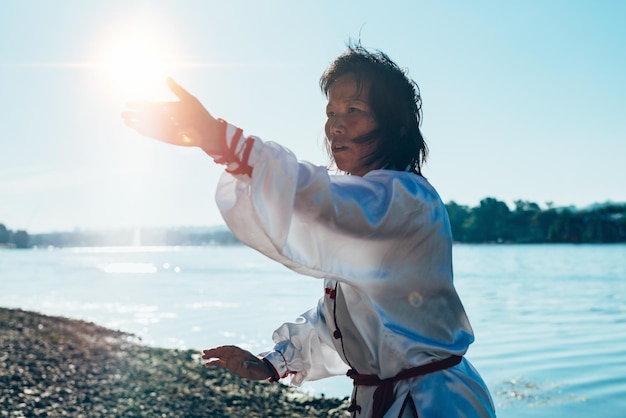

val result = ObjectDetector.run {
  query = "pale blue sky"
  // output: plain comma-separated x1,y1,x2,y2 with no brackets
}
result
1,0,624,233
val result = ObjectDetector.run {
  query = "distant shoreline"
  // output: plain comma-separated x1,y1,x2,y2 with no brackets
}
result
0,307,349,417
3,199,625,248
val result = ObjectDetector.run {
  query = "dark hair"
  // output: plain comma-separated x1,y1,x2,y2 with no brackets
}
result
320,43,428,175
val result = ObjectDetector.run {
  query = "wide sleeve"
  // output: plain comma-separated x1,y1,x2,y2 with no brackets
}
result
259,297,348,386
213,122,447,288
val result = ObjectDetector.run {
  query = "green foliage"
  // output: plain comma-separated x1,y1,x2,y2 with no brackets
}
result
445,199,626,243
0,224,30,248
12,230,30,248
0,224,9,244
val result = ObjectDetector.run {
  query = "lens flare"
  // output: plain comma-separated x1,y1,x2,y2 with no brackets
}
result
408,291,423,308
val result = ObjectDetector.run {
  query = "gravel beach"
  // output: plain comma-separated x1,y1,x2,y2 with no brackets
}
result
0,307,350,417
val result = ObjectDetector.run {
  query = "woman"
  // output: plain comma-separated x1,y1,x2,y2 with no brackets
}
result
122,45,496,418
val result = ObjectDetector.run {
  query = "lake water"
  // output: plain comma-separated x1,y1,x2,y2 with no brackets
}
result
1,244,625,417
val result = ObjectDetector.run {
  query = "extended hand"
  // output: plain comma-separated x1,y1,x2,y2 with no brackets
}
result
121,78,222,151
202,345,273,381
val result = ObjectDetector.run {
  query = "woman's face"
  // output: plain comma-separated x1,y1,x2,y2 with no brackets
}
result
324,73,380,176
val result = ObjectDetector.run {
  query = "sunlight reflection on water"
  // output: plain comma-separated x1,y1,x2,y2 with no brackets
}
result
100,262,158,274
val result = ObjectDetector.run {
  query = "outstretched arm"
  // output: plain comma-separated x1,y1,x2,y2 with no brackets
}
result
121,78,223,154
202,345,274,381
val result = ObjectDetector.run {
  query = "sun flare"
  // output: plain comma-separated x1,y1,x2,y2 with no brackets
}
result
109,39,166,91
99,24,176,99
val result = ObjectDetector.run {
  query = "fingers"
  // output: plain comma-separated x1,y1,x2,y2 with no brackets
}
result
201,346,272,380
204,358,225,368
167,77,195,101
201,345,250,368
121,103,166,126
202,345,233,359
120,110,135,124
120,110,144,130
202,345,234,364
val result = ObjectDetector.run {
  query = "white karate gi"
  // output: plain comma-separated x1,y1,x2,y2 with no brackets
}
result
212,122,496,418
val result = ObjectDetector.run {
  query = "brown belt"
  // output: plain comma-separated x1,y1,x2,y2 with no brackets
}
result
346,355,463,417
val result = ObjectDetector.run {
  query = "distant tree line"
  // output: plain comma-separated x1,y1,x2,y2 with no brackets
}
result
0,224,30,248
2,199,625,248
446,198,626,243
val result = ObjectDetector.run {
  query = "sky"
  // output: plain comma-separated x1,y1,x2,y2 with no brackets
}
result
1,0,625,233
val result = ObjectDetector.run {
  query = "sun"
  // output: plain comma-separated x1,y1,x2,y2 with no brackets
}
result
98,23,176,99
93,20,184,177
109,38,167,94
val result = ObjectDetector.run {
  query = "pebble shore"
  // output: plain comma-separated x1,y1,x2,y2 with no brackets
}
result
0,307,350,417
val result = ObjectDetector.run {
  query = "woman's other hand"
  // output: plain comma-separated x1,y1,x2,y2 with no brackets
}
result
121,78,222,152
202,345,274,381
